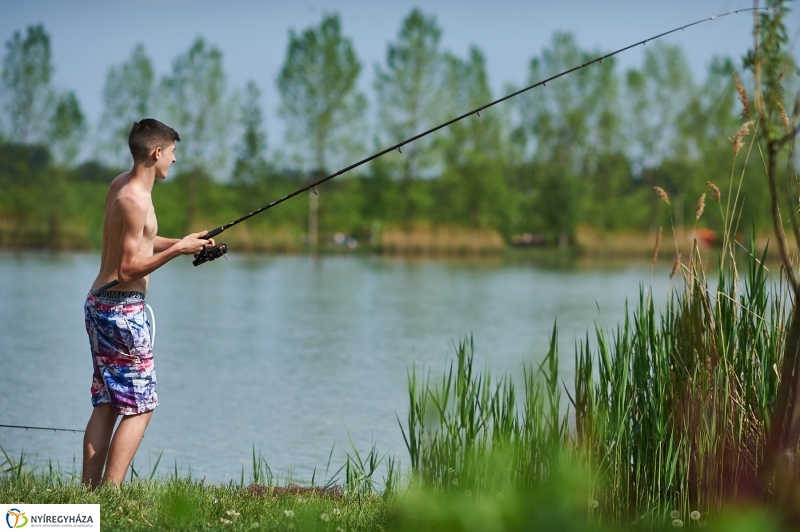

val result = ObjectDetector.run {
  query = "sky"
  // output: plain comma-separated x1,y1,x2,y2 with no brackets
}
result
2,0,799,158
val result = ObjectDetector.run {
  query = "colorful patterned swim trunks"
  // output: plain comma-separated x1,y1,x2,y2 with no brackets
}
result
84,291,158,415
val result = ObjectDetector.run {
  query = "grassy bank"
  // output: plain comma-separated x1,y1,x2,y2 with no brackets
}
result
0,469,788,531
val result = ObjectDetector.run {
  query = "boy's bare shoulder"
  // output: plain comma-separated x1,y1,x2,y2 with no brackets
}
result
109,173,150,211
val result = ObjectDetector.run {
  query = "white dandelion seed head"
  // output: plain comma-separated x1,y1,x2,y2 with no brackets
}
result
672,518,684,528
690,511,701,521
332,508,341,516
670,510,680,519
284,510,295,518
590,499,599,509
226,509,240,517
320,513,330,522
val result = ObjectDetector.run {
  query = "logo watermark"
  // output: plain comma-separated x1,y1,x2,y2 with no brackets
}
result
4,505,99,530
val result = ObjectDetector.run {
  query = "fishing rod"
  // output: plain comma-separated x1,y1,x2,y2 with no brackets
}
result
91,7,767,297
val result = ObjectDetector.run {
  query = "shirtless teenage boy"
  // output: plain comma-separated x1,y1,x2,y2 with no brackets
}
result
83,119,214,488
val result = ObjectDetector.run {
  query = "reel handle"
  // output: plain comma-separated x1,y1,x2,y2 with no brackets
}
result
193,242,228,267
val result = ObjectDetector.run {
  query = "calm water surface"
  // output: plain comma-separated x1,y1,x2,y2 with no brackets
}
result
0,251,676,482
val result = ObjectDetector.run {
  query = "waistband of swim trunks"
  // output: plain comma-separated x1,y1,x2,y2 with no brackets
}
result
92,290,145,301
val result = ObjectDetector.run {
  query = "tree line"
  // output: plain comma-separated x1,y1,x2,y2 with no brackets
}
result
0,10,788,250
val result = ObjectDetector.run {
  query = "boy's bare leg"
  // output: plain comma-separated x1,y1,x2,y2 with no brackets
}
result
101,411,153,486
82,404,119,489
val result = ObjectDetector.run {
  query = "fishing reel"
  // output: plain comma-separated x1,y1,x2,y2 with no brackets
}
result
193,242,228,267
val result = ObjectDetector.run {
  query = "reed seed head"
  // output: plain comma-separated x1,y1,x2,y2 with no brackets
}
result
696,193,706,221
654,186,670,205
730,120,754,157
670,254,681,279
652,226,662,265
734,73,751,119
706,181,721,203
777,99,790,132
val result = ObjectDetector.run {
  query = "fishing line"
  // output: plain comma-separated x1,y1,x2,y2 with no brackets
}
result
91,7,772,297
0,424,83,433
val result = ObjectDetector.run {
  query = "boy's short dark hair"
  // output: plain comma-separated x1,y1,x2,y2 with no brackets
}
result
128,119,180,162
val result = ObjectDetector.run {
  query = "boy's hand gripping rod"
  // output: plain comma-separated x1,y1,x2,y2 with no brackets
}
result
91,7,765,297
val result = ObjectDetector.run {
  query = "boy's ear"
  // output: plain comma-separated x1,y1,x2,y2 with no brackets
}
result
153,146,163,160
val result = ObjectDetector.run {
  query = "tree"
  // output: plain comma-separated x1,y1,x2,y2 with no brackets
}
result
517,32,622,245
49,91,86,167
433,47,512,230
1,24,55,144
624,43,694,231
374,8,446,223
231,80,269,191
277,13,366,247
161,37,232,232
99,44,155,165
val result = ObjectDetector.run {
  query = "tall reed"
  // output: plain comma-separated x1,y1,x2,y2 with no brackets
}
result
402,236,790,522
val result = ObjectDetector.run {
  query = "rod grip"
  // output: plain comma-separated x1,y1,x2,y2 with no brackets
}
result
203,227,224,240
90,279,119,297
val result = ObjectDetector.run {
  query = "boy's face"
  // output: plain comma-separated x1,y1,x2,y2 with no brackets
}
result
153,143,177,180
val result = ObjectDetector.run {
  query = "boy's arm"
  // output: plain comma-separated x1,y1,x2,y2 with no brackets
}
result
153,236,180,253
117,198,209,283
154,235,215,253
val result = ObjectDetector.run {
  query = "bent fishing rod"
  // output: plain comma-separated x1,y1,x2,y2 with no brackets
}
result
91,7,766,297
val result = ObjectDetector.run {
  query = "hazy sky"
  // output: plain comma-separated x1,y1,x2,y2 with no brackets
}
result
2,0,799,156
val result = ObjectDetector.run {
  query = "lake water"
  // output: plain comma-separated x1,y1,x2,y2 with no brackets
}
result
0,251,676,483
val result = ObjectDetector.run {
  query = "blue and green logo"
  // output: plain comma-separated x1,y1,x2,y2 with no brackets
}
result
5,509,27,528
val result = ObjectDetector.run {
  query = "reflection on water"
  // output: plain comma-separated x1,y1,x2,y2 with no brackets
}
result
0,251,676,482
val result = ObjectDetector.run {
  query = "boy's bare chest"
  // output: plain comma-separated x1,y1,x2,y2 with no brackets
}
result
143,207,158,240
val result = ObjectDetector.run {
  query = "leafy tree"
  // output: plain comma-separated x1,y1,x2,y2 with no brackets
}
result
374,8,446,223
517,32,621,244
161,37,232,231
624,43,694,230
99,43,155,165
232,80,268,184
277,13,366,246
1,24,55,144
231,79,273,212
433,47,511,230
50,90,86,167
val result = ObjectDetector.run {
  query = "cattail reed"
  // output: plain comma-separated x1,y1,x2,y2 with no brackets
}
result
695,193,706,221
734,73,751,119
654,186,670,205
730,120,754,157
706,181,721,203
670,253,681,278
652,227,663,265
